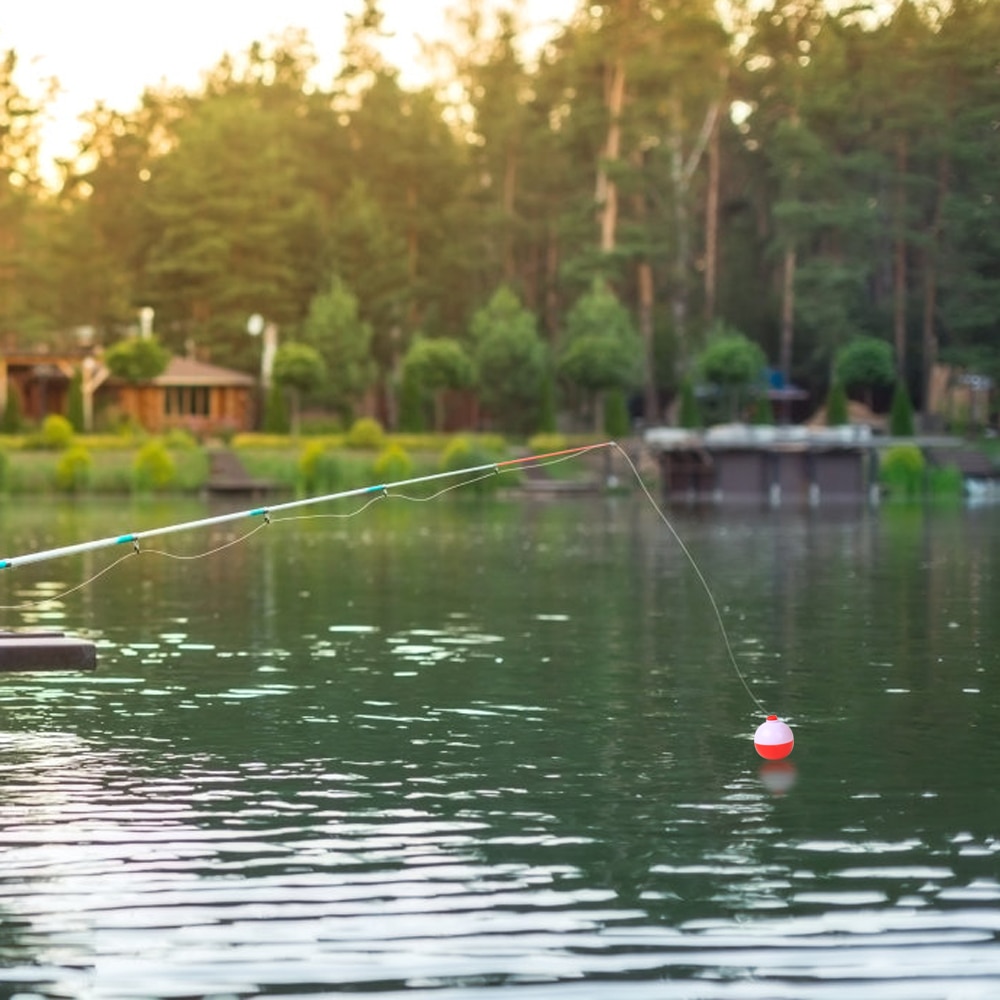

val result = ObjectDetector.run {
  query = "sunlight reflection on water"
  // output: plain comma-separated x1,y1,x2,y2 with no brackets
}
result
1,499,999,997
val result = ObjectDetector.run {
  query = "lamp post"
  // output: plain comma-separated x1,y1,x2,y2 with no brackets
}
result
247,313,278,390
248,314,280,430
139,306,154,339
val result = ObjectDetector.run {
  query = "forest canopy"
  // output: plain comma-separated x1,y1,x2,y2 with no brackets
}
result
1,0,997,429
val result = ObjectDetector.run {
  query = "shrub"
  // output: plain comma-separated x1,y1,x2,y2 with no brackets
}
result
527,432,568,454
825,381,849,426
889,382,915,436
440,436,502,493
55,445,92,493
132,439,176,492
0,448,9,490
231,433,292,450
678,379,701,429
163,428,199,450
927,464,964,499
880,444,925,498
37,414,75,450
104,336,170,381
371,444,413,483
299,413,345,436
1,390,23,433
263,381,290,434
347,417,385,450
750,394,774,425
537,377,557,433
298,441,343,495
603,387,631,437
68,369,85,432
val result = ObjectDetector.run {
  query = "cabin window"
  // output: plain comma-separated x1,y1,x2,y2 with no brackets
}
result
164,386,210,417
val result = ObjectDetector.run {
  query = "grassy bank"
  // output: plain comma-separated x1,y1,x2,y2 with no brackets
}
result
0,427,607,497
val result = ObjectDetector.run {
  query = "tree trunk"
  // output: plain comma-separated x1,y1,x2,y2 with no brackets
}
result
434,390,445,433
637,261,657,423
669,111,688,362
922,150,950,419
503,143,518,282
668,94,719,373
545,222,560,341
892,135,908,381
780,244,796,383
630,148,657,423
704,85,722,324
597,59,626,253
921,254,937,417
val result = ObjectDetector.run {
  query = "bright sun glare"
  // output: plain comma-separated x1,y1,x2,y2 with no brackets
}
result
2,0,578,182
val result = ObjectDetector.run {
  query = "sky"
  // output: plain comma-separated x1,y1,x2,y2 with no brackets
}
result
2,0,578,179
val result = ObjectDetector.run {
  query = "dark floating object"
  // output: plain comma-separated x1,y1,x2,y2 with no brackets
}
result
0,631,97,673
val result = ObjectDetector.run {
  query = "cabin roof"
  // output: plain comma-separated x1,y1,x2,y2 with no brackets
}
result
154,356,255,387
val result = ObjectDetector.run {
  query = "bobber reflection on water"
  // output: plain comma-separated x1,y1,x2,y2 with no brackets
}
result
754,715,794,760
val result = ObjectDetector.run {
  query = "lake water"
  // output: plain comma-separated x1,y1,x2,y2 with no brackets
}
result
0,487,998,999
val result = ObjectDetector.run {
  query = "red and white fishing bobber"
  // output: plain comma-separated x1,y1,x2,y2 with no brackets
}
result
754,715,794,759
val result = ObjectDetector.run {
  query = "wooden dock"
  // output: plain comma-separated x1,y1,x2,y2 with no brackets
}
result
644,426,977,506
206,448,279,498
0,631,97,672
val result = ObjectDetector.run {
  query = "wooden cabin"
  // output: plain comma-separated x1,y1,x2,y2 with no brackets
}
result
109,356,255,435
1,349,256,435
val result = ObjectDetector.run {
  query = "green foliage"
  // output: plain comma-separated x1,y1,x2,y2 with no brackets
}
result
603,387,630,436
132,439,176,492
298,441,343,495
402,337,475,393
0,449,8,491
263,381,290,434
558,282,641,395
104,337,170,383
272,342,327,394
298,413,345,436
695,326,767,421
879,444,925,498
163,428,199,450
346,417,385,450
927,464,964,499
1,390,23,433
825,381,849,426
678,379,701,429
301,277,376,422
750,394,773,426
54,445,93,493
470,286,549,434
272,341,327,435
67,369,85,432
834,337,895,397
36,414,75,450
889,382,915,436
697,327,767,388
537,378,557,434
372,443,413,483
4,1,999,438
439,436,501,493
142,88,325,362
398,370,427,432
401,337,475,431
527,433,568,454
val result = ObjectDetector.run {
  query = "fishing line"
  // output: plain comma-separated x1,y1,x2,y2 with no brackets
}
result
608,442,768,715
0,551,137,612
0,440,768,718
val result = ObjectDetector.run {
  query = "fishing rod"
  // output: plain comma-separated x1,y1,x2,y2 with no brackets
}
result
0,441,614,572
